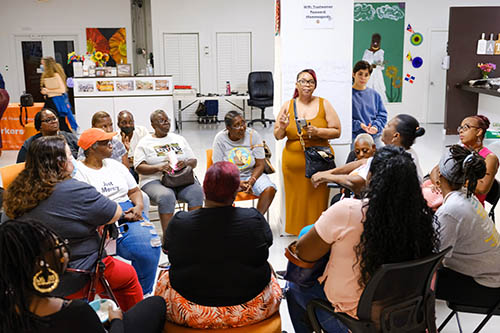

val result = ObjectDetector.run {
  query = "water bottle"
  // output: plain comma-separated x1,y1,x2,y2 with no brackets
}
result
226,81,231,95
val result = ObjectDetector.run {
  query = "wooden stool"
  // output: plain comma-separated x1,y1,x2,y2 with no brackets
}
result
163,313,281,333
24,122,38,140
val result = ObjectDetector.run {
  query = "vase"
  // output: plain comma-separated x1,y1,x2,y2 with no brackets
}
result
482,73,489,79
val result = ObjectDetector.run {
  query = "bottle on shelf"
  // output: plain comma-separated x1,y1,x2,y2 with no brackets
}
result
226,81,231,95
477,32,487,55
495,33,500,55
146,59,154,75
486,33,495,55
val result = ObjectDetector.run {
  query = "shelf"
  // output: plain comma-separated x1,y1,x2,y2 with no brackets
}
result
459,84,500,98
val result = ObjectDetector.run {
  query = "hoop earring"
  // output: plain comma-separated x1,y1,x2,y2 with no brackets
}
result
33,260,60,293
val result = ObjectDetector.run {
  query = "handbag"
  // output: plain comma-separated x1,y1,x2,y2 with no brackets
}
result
283,240,329,288
249,129,275,174
161,165,195,188
293,99,336,178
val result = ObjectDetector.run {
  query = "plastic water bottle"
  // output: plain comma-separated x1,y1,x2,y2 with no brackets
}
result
146,59,154,75
226,81,231,95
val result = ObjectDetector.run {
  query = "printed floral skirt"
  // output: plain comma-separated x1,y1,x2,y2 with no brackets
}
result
154,270,282,329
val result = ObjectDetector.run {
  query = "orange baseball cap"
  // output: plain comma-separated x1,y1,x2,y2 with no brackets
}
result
78,128,117,150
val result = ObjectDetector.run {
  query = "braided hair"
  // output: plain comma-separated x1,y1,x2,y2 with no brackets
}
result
0,219,68,332
355,146,440,287
440,145,486,197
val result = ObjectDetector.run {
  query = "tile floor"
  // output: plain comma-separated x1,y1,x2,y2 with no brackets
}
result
2,121,500,332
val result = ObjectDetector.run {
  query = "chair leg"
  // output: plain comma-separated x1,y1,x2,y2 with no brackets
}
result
455,312,463,333
472,297,500,333
438,310,456,332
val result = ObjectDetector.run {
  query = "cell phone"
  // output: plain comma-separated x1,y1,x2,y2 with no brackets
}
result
297,118,308,128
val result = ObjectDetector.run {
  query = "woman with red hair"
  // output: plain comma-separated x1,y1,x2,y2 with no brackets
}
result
457,115,499,205
274,69,341,235
155,161,281,329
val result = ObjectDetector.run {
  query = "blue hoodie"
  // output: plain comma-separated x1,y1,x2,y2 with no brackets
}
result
352,87,387,139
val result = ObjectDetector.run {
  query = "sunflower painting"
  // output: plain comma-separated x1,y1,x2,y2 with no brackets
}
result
86,28,127,67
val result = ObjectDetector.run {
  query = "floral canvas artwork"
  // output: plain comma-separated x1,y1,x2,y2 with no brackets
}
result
86,28,127,67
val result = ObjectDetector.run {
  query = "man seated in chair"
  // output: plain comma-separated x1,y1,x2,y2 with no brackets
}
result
212,110,276,215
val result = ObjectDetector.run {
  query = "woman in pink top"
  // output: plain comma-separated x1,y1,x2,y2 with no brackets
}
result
285,146,440,333
458,115,499,206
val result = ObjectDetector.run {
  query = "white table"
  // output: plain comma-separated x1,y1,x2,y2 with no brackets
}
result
173,95,249,131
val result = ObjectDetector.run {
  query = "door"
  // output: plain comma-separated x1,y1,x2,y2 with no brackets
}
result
163,33,200,91
15,35,78,102
426,30,448,123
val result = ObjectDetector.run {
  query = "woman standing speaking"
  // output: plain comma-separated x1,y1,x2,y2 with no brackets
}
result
274,69,341,235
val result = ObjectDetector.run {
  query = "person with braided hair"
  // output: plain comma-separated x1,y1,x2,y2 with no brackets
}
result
458,115,499,206
0,219,166,333
286,146,439,333
430,145,500,306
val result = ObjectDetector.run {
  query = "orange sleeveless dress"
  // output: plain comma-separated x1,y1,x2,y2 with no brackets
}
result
282,97,332,235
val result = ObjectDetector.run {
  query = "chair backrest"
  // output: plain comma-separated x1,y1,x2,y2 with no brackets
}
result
248,72,273,100
356,247,451,332
0,162,26,189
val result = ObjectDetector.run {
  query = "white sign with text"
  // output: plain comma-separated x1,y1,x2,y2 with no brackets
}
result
303,1,334,29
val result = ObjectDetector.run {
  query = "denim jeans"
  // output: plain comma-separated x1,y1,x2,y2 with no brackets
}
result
286,281,348,333
116,200,162,294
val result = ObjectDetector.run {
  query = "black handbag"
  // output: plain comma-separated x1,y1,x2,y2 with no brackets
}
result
283,240,329,288
161,165,195,188
293,99,336,178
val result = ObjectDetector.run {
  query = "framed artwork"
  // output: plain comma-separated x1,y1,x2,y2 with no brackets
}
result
95,67,106,77
353,2,405,103
86,28,127,66
117,64,132,77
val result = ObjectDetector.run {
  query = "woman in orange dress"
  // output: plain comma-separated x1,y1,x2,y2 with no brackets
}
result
274,69,341,235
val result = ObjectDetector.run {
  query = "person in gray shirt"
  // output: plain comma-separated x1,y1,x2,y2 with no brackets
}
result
212,111,276,215
431,144,500,307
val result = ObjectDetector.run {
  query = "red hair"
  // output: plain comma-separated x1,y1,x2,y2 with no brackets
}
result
203,161,240,203
293,69,317,98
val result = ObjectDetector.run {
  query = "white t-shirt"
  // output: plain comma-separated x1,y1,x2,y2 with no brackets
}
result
73,158,137,203
354,148,423,181
134,133,195,187
437,190,500,288
116,125,150,158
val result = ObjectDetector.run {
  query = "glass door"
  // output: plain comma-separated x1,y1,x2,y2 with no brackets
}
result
15,35,78,102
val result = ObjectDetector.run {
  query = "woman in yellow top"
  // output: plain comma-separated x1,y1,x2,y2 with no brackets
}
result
274,69,341,235
40,57,76,132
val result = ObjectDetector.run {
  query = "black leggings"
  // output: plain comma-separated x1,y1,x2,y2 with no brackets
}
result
436,267,500,308
120,296,166,333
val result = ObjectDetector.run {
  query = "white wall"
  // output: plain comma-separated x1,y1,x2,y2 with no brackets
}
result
151,0,274,94
361,0,500,124
0,0,133,103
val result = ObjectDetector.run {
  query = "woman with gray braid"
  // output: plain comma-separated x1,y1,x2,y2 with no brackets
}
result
430,144,500,306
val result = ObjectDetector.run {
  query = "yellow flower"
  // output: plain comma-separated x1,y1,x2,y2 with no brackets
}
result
385,66,398,79
94,51,103,61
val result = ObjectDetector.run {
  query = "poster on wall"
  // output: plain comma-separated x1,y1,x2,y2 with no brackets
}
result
86,28,127,67
303,0,334,29
353,2,405,103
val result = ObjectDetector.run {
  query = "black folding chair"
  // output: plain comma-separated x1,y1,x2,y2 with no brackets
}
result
485,179,500,222
307,247,451,333
66,224,119,305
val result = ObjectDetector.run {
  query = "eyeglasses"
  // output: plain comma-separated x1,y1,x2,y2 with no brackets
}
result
457,124,480,132
231,122,246,130
297,79,315,86
41,117,58,123
156,119,170,125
